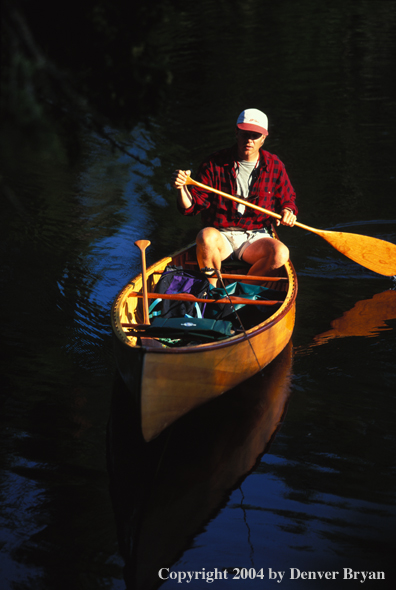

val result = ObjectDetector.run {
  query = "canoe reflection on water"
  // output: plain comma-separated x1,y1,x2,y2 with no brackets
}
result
107,341,294,590
297,289,396,355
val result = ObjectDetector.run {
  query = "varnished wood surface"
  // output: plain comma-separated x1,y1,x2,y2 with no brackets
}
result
140,307,295,440
134,240,151,325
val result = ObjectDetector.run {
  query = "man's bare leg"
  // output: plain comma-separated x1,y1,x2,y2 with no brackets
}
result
242,238,289,279
196,227,230,286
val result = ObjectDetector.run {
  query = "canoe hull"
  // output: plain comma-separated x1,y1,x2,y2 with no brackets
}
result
139,303,295,441
111,242,297,441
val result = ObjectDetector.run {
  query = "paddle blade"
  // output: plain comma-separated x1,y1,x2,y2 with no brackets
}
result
135,239,151,251
318,230,396,276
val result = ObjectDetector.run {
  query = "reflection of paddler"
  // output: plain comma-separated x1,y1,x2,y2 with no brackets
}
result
108,342,293,590
299,290,396,353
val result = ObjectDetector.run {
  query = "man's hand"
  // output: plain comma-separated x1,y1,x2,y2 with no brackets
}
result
277,208,297,227
171,169,191,190
171,170,193,210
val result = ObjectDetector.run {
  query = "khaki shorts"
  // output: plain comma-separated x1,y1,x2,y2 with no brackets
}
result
220,227,273,260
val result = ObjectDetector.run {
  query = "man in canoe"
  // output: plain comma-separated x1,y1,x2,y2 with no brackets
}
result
171,108,297,284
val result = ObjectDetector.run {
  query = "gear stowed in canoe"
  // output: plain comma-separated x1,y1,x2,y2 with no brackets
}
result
111,236,298,442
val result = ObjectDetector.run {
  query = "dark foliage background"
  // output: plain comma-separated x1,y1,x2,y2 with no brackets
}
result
1,0,182,144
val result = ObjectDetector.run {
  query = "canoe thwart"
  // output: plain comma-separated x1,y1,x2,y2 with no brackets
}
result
221,273,287,282
151,270,287,282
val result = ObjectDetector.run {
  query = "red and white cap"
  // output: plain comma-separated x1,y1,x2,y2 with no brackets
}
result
236,108,268,136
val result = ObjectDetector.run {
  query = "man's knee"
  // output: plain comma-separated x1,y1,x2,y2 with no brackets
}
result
196,227,222,249
243,238,289,271
274,242,289,268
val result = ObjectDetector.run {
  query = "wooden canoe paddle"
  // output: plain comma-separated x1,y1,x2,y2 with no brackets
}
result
185,176,396,277
135,239,151,325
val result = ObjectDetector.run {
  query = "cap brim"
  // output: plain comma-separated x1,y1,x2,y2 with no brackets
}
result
237,122,268,136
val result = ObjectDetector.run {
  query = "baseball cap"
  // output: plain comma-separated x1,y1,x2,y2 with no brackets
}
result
236,108,268,136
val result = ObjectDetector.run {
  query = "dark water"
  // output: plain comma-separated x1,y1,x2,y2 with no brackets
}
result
1,2,396,589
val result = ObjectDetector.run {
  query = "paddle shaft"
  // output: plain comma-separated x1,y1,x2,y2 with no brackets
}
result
135,240,151,325
185,177,313,229
185,177,356,237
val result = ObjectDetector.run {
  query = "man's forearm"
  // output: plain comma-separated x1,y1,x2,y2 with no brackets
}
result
177,186,193,210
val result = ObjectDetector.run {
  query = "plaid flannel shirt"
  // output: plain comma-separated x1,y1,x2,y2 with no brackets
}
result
179,146,298,230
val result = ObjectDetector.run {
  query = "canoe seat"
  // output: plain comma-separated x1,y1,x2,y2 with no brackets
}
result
222,256,250,269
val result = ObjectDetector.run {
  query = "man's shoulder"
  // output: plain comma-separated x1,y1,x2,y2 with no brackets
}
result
259,149,284,167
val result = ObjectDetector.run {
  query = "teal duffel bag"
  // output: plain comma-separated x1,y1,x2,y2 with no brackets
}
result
205,281,285,320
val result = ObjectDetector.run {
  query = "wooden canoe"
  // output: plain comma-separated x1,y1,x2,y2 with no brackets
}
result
111,238,297,441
